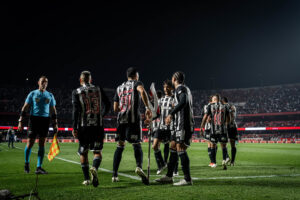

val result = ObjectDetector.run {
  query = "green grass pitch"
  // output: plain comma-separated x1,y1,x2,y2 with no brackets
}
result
1,142,300,200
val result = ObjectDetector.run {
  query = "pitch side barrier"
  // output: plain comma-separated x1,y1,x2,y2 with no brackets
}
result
1,126,300,144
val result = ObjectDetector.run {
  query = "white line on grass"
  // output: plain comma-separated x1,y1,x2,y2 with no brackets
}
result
11,145,140,180
4,144,300,182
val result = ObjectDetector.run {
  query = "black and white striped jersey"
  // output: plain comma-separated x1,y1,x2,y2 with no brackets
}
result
170,85,194,133
158,95,174,130
205,102,230,134
72,83,110,129
228,103,237,128
203,104,211,130
113,80,143,124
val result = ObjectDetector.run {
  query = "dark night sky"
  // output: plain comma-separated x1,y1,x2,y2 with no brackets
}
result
1,1,300,90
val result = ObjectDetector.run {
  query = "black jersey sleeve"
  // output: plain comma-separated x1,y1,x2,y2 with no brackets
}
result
169,87,187,116
100,87,111,117
72,89,81,130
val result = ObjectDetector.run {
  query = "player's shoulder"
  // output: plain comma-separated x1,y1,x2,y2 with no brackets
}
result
45,90,54,97
176,85,187,94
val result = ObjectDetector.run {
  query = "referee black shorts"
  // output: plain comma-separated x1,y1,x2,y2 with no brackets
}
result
78,126,105,155
28,116,50,139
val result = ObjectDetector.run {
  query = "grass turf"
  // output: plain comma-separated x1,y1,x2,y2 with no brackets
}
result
0,142,300,200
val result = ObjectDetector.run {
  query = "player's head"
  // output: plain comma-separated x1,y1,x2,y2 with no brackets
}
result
127,67,139,81
221,97,228,104
172,71,185,86
209,95,213,103
80,71,92,85
156,90,163,99
212,94,220,103
38,76,48,91
163,79,174,96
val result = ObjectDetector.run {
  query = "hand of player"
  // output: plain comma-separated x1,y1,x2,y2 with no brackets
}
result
165,115,172,125
145,108,152,120
200,128,204,137
72,129,78,138
144,118,151,126
18,122,23,132
53,124,58,134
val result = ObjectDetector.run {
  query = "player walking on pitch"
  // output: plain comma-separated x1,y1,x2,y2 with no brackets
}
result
72,71,111,187
112,67,152,185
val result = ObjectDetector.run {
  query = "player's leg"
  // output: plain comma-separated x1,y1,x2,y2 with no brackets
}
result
220,142,230,166
230,139,237,165
152,138,165,174
163,142,169,164
90,127,104,187
112,124,126,182
80,150,90,185
174,141,192,186
112,141,125,182
155,140,177,183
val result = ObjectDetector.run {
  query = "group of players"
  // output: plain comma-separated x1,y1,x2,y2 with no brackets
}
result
17,67,238,187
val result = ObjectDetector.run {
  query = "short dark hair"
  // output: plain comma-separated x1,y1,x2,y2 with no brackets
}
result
127,67,138,78
172,71,185,84
222,96,228,103
163,79,173,89
80,71,91,83
156,90,163,99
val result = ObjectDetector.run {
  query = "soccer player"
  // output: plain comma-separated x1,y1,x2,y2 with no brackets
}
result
7,127,15,148
112,67,152,185
72,71,111,187
200,94,230,168
155,71,194,186
202,96,217,168
18,76,58,174
153,80,179,175
222,97,238,166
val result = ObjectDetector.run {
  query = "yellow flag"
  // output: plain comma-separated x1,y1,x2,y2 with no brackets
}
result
48,134,60,161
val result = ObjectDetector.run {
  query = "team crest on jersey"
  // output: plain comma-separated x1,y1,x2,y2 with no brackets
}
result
35,98,40,103
45,98,50,104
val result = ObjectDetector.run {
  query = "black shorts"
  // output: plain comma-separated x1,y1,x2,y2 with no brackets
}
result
153,129,171,143
209,133,228,144
116,122,142,144
172,129,193,147
78,126,104,155
204,130,211,141
28,116,50,139
228,126,238,140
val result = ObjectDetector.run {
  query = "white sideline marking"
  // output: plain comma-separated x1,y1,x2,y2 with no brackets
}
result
11,145,140,180
3,144,300,181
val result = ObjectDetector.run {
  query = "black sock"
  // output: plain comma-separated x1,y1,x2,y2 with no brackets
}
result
211,147,216,164
178,151,191,182
154,150,164,169
133,144,143,168
174,160,179,173
231,147,237,163
222,147,228,160
81,163,90,180
166,149,178,177
93,156,102,170
163,143,169,163
208,147,213,163
113,146,124,177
